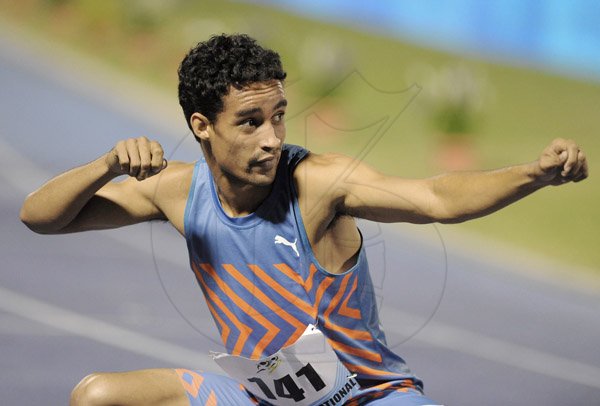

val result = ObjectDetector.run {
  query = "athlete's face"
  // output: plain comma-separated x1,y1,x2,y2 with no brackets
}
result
205,80,287,187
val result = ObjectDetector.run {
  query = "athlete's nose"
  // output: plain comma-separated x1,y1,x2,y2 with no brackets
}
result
260,123,282,151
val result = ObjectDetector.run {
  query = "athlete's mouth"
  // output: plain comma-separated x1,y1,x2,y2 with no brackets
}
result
251,152,280,167
255,156,275,164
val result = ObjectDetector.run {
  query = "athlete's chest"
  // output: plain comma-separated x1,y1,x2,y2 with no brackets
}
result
192,214,304,271
296,194,362,275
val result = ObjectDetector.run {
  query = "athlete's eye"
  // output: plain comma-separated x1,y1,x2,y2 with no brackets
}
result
241,118,259,127
273,112,285,124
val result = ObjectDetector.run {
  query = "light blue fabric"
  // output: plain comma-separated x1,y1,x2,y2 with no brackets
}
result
184,144,421,383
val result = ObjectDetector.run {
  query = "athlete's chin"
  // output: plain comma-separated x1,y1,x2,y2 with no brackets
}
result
247,161,279,186
248,172,277,187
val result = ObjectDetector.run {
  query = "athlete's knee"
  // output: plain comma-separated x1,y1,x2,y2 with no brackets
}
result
70,373,116,406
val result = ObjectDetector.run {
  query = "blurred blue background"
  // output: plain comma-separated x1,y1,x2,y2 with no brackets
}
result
244,0,600,82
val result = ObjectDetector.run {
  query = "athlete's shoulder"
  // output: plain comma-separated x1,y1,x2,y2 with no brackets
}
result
294,151,354,179
148,160,195,201
293,152,355,207
161,160,195,176
158,160,194,182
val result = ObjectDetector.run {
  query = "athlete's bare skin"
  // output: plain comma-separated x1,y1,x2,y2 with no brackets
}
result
20,79,588,405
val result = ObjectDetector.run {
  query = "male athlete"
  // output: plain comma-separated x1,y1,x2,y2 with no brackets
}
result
20,34,588,406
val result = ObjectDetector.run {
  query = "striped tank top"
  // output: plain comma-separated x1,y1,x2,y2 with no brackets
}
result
184,144,418,383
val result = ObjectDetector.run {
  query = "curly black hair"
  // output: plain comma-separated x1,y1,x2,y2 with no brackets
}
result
178,33,287,131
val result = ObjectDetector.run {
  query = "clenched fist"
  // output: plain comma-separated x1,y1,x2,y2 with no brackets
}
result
105,136,167,181
536,138,588,185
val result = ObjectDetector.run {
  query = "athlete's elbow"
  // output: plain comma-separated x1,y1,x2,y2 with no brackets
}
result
19,203,62,234
19,203,39,232
436,215,469,224
428,204,471,224
20,216,57,234
434,206,482,224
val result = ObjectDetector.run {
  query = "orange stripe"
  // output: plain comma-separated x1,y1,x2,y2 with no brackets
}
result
343,363,403,378
323,273,351,320
328,338,383,362
323,273,373,341
274,263,305,286
316,275,372,341
338,276,361,319
205,298,231,345
192,263,250,356
342,380,415,405
314,276,335,310
223,264,307,347
249,265,316,319
238,383,259,405
281,324,307,348
365,379,415,393
204,390,217,406
367,381,396,391
304,264,317,292
324,318,372,340
202,264,280,359
200,264,250,313
315,276,373,341
175,369,204,398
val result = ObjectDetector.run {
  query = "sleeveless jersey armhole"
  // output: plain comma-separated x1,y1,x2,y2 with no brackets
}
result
183,160,202,239
289,154,366,278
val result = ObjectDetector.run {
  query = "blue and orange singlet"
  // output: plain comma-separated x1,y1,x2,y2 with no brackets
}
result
184,144,420,386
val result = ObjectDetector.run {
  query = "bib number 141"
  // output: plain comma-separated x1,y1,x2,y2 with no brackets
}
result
247,363,326,402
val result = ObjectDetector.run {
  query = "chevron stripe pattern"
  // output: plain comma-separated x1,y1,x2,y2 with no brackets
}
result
184,145,415,382
191,258,410,381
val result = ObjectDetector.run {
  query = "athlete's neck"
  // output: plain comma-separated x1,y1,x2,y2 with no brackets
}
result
210,168,272,217
200,141,277,217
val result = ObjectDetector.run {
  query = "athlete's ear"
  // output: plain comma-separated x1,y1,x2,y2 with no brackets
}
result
190,112,211,142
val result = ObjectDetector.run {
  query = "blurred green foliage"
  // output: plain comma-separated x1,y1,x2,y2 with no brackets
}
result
418,64,489,137
1,0,598,270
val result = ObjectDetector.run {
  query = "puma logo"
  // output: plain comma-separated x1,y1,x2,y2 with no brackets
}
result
274,235,299,257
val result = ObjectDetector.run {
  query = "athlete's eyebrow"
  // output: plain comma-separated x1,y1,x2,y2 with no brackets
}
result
235,107,262,118
273,99,288,110
234,99,287,118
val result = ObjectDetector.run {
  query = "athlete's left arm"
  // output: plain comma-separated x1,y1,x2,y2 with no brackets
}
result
332,138,588,224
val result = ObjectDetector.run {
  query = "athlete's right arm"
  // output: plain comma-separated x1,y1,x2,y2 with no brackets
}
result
20,137,167,234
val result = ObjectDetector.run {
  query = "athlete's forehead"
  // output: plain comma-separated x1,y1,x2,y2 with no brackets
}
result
221,80,287,119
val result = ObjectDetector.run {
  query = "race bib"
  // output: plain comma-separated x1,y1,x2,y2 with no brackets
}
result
211,325,359,406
